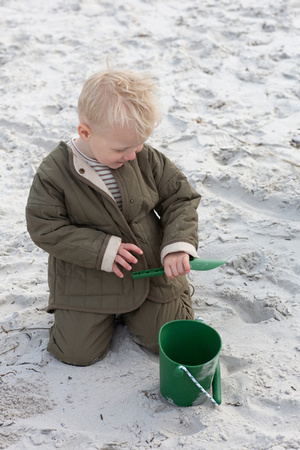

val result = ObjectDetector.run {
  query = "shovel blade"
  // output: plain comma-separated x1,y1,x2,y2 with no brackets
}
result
190,258,227,271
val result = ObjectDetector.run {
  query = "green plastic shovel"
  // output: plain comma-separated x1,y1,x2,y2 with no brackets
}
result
131,257,226,279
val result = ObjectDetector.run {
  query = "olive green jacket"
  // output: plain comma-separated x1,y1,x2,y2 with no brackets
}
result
26,142,201,314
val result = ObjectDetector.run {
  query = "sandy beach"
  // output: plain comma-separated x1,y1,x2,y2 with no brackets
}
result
0,0,300,448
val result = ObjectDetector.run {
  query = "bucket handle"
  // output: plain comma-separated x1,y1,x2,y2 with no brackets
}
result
178,364,221,407
179,316,222,407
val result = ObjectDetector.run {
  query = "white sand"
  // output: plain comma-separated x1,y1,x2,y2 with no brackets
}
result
0,0,300,448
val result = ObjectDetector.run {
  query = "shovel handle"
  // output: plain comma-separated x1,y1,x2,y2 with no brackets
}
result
132,267,165,279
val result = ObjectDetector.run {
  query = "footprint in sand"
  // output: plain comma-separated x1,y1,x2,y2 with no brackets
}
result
158,413,204,437
220,287,285,324
212,147,243,166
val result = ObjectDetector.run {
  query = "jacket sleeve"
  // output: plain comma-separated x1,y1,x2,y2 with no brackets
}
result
26,169,121,271
148,148,201,260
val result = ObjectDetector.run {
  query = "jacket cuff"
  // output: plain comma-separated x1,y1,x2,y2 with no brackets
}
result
101,236,122,272
161,242,198,265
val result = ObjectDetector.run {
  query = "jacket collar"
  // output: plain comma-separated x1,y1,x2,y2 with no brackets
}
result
69,144,115,202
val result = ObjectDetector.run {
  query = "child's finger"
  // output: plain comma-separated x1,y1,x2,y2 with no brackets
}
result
118,248,138,264
120,243,143,255
164,264,175,279
182,257,191,273
164,254,190,279
174,255,190,276
112,262,124,278
115,254,132,271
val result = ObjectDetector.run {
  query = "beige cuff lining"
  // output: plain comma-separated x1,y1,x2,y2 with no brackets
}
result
101,236,122,272
161,242,198,265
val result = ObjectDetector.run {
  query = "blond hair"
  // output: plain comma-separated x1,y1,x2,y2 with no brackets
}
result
78,69,161,139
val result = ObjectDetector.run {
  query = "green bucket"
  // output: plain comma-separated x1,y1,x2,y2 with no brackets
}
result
158,319,222,407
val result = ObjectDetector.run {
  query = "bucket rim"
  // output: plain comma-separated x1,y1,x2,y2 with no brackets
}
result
158,319,222,369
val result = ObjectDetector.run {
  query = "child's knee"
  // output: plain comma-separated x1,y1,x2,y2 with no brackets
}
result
47,336,110,366
132,334,159,354
47,310,114,366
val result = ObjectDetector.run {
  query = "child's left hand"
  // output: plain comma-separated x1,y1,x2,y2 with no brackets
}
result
163,252,191,279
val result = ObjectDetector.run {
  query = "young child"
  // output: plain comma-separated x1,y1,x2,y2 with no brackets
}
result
26,69,201,366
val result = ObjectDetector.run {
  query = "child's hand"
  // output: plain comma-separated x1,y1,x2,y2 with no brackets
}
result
163,252,190,279
113,243,143,278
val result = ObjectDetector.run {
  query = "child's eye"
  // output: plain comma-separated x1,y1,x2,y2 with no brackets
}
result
115,148,127,152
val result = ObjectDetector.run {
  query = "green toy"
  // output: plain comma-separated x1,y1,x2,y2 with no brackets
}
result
131,257,226,279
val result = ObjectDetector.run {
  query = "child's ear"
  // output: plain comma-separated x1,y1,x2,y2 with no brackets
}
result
78,123,91,141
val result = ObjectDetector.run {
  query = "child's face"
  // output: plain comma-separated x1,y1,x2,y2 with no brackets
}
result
87,124,145,169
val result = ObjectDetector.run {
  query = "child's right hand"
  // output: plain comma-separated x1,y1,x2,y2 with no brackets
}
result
113,243,143,278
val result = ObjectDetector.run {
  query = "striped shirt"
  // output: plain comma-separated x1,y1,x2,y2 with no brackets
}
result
68,139,122,210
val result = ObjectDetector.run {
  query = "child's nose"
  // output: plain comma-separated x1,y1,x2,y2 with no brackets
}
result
125,146,141,161
124,151,136,161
